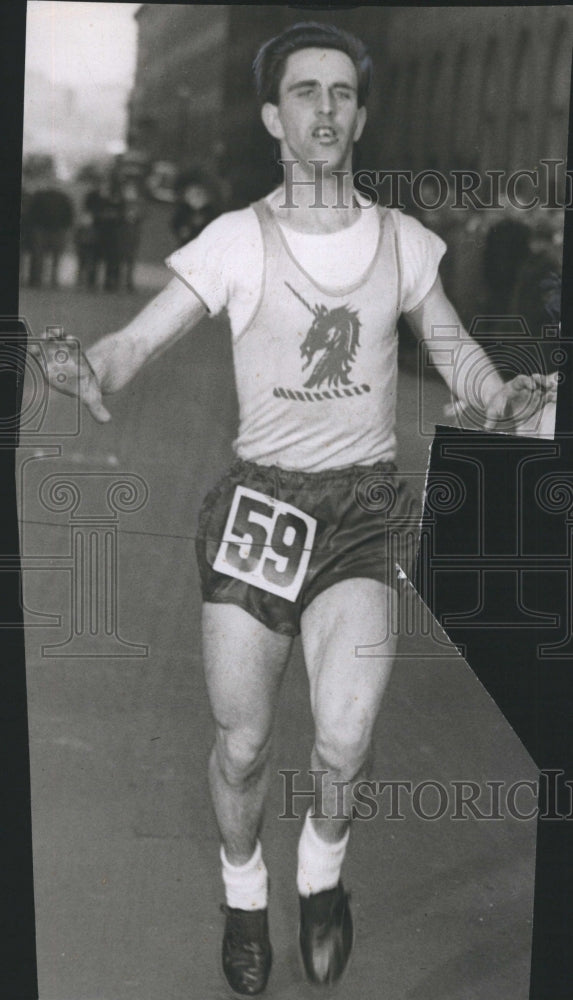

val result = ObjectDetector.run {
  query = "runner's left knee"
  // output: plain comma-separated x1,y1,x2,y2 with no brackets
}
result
313,724,372,778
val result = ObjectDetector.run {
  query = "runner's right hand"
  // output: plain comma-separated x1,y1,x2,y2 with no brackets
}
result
29,331,112,423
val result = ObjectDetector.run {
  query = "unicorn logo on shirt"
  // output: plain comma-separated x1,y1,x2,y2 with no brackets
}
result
285,281,361,390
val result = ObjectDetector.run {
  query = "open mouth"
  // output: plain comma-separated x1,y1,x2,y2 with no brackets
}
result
312,126,338,142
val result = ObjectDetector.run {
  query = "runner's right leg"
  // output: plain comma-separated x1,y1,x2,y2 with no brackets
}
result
203,600,292,864
203,601,292,994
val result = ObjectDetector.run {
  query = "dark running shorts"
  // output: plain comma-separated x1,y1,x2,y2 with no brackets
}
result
195,458,420,637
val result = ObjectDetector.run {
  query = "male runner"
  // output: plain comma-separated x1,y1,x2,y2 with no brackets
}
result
34,22,557,996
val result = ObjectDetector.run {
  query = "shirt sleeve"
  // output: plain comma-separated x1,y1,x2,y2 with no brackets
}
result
165,209,257,316
396,211,447,314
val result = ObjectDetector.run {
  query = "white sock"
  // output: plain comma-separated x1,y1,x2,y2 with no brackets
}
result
297,811,350,897
221,840,268,910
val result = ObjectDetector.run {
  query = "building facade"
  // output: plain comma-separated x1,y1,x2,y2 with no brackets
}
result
127,5,573,205
128,5,230,167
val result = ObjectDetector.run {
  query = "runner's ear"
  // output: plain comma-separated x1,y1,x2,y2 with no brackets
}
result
261,102,284,141
353,106,367,143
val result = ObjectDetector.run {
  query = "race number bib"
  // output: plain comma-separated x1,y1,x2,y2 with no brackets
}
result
212,486,317,602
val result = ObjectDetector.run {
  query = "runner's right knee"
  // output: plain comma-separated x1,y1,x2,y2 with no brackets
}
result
215,727,272,787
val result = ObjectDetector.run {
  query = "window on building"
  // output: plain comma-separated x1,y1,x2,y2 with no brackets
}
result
449,42,470,168
478,37,500,172
543,19,572,161
402,58,420,168
424,51,444,169
507,30,534,172
431,52,454,172
381,59,402,167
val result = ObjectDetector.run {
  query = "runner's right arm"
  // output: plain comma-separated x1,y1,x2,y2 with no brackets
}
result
33,278,207,423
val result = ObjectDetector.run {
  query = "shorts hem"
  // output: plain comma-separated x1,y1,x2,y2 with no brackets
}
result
303,567,404,612
201,594,300,638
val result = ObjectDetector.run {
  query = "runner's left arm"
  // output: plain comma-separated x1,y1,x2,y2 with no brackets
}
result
403,275,558,431
30,278,207,423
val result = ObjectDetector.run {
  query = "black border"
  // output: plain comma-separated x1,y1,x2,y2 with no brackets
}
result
0,2,39,997
5,3,573,998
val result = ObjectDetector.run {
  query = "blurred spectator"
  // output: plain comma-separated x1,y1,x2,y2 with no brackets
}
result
147,160,178,203
171,170,220,248
95,174,125,293
75,181,104,290
405,176,492,325
22,153,56,186
26,185,74,288
75,208,100,289
397,177,484,370
479,218,561,377
117,178,145,292
76,171,145,292
20,187,33,285
75,160,107,186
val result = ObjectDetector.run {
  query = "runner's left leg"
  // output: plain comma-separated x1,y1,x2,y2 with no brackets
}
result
297,577,398,984
300,576,398,840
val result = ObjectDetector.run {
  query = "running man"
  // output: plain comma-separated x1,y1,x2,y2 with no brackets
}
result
33,22,557,996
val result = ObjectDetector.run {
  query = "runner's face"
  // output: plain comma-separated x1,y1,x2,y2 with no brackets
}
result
262,48,366,173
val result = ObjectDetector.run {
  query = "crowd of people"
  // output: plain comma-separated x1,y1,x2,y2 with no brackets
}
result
74,173,144,292
21,151,563,359
20,183,74,290
398,184,563,377
20,156,226,295
21,167,146,293
170,169,222,248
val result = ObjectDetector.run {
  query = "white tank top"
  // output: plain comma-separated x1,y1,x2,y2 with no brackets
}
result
232,197,402,472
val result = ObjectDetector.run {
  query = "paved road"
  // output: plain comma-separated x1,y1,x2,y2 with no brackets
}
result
18,285,536,1000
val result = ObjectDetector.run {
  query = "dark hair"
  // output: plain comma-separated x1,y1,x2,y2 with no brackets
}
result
253,22,372,108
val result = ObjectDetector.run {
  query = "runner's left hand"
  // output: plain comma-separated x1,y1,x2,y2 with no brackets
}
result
482,372,558,432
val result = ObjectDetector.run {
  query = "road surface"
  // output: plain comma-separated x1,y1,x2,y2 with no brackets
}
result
17,283,537,1000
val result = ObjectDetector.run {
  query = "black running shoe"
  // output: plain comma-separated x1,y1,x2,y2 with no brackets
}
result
221,905,272,996
298,882,353,985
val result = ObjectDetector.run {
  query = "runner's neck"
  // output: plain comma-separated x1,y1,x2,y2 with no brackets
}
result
269,184,362,235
